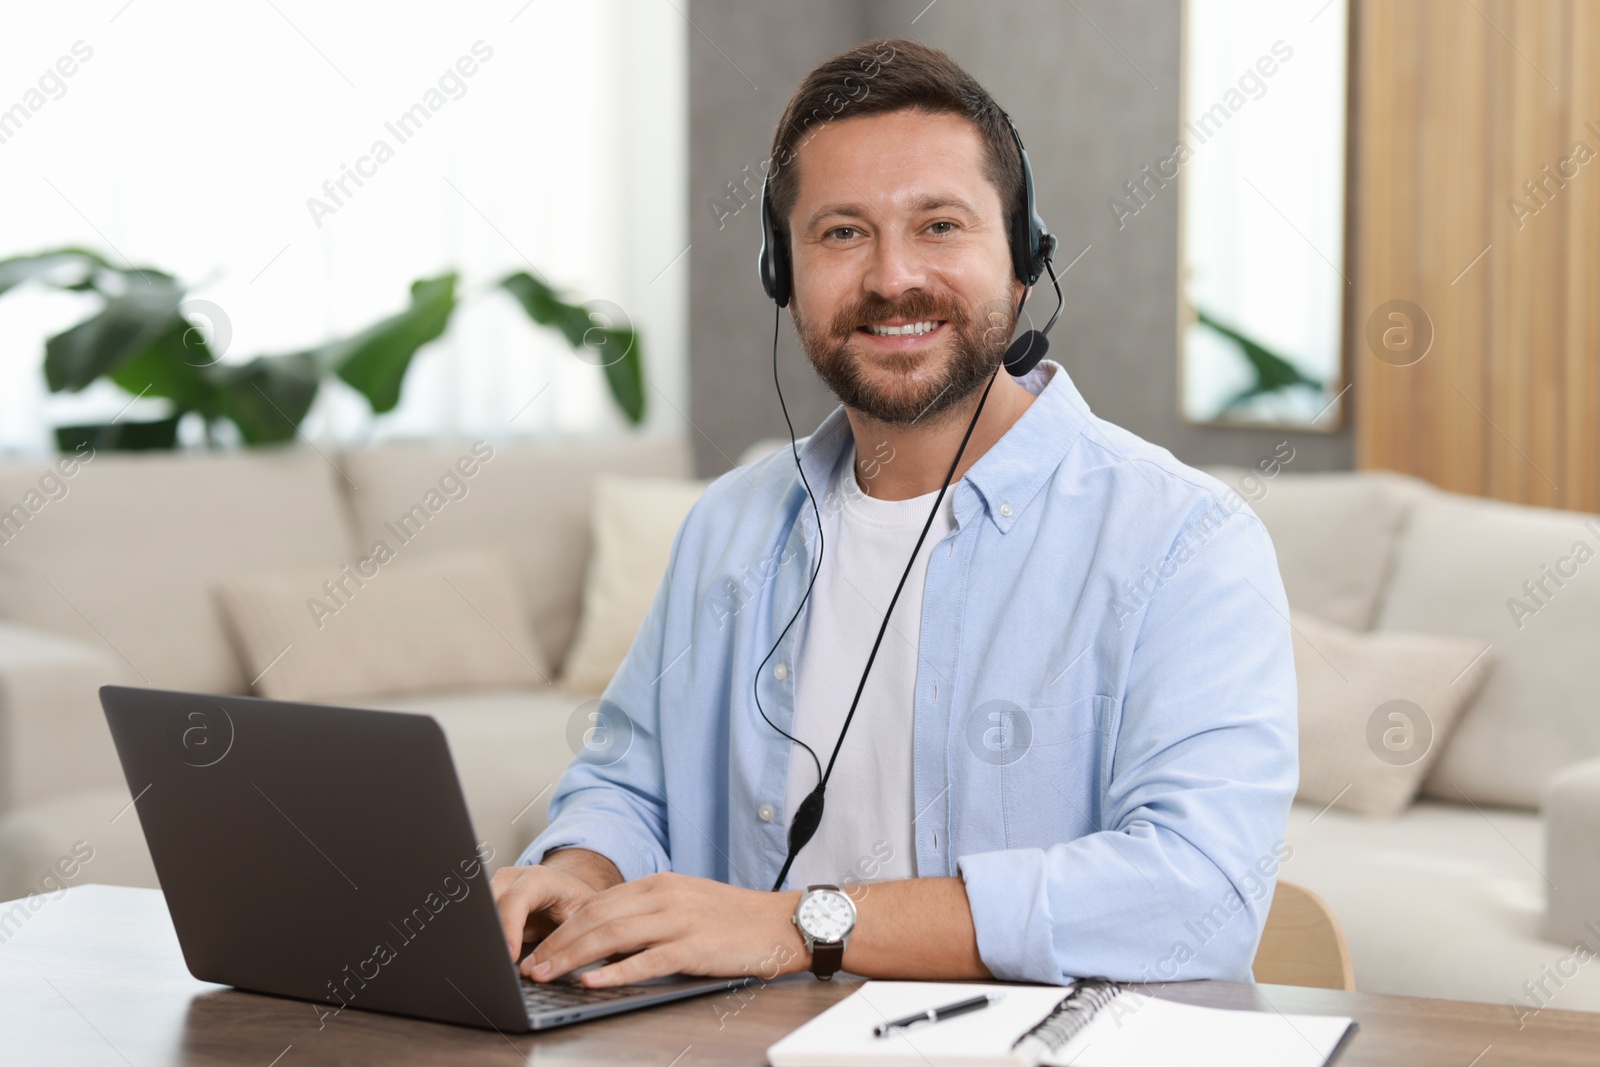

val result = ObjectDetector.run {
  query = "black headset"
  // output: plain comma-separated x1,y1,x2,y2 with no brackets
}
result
753,109,1062,893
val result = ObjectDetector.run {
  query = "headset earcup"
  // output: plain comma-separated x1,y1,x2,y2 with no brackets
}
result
1010,194,1035,287
758,229,791,308
1007,123,1049,286
759,175,791,308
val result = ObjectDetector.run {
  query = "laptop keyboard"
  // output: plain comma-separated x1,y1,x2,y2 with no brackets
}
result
520,978,657,1011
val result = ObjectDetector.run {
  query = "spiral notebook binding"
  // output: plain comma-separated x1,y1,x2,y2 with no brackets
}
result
1011,977,1128,1054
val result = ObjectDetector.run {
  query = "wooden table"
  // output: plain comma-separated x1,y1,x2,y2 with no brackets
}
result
3,884,1599,1065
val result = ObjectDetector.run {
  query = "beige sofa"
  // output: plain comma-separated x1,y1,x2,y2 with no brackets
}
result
4,437,1600,1016
0,436,690,901
1202,464,1600,1014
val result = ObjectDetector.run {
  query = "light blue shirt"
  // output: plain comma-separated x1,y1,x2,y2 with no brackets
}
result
520,359,1299,985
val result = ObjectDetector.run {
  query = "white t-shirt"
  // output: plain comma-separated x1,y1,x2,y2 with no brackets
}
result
784,441,957,890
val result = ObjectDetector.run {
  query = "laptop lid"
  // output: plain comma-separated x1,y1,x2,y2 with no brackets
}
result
100,685,536,1032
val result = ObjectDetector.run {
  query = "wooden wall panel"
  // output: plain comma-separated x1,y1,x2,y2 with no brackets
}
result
1353,0,1600,512
1568,2,1600,510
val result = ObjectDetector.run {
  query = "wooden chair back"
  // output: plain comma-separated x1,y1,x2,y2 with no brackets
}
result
1253,880,1355,990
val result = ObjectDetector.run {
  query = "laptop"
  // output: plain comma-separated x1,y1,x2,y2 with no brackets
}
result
99,685,738,1032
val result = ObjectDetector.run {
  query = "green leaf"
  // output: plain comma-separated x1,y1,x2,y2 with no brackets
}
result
1194,306,1322,410
499,271,594,348
43,279,185,392
0,247,114,299
210,353,321,444
498,271,563,323
53,414,182,453
320,273,457,414
556,304,598,349
109,316,222,417
595,328,645,424
499,272,647,424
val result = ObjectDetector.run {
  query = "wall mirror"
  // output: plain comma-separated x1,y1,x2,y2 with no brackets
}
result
1178,0,1350,429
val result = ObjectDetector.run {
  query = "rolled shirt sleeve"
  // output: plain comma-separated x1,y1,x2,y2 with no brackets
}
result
957,504,1299,984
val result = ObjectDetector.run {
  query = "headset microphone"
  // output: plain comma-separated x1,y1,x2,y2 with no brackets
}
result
755,110,1058,892
1001,254,1063,377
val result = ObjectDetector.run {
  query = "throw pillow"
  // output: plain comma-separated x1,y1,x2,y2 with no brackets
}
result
1292,610,1493,816
559,475,706,696
214,550,549,702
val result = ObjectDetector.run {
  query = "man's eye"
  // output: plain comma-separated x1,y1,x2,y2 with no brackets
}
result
927,220,956,235
827,226,860,241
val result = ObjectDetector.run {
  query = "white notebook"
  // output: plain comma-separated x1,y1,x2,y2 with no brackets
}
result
766,980,1357,1067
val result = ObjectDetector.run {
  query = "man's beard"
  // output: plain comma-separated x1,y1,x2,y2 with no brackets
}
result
794,290,1016,426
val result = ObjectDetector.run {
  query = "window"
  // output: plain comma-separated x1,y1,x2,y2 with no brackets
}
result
0,1,687,454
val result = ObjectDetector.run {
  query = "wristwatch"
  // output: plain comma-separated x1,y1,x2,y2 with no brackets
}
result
792,884,856,980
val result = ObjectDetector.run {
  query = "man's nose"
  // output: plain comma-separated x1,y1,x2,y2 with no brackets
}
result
860,224,929,300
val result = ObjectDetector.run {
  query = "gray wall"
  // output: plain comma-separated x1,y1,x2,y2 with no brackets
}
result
686,0,1353,477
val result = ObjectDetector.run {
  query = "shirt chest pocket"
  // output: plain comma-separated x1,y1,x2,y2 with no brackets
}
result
994,693,1121,851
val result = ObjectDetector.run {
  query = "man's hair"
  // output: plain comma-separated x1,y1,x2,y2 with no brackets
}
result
766,38,1024,261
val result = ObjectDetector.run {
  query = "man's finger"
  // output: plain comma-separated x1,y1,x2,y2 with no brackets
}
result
525,878,659,965
580,946,684,988
526,908,680,983
494,872,535,958
494,868,568,959
526,910,658,981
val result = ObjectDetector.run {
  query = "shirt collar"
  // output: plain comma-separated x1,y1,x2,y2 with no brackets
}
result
792,359,1089,534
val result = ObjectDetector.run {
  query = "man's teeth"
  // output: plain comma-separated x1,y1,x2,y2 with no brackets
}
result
863,320,941,337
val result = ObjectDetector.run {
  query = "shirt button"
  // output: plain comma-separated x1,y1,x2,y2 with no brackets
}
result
774,662,788,680
757,805,774,822
999,503,1014,518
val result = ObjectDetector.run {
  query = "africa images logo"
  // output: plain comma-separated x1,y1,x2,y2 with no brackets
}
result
169,696,236,768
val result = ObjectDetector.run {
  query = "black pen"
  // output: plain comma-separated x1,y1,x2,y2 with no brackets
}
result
873,992,1005,1037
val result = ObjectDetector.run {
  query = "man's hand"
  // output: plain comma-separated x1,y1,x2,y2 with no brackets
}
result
489,848,623,961
522,872,809,987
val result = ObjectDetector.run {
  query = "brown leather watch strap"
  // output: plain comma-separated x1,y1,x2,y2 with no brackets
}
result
810,939,845,980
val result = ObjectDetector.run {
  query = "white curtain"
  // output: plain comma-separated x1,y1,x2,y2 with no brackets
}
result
0,0,687,454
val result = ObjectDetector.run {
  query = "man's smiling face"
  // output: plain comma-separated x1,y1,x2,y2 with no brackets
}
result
786,108,1023,426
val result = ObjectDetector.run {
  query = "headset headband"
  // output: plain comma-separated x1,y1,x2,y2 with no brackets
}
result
757,111,1055,308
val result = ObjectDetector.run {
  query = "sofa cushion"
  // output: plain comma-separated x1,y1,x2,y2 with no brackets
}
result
1283,799,1600,1011
354,687,591,867
1204,467,1426,630
0,448,354,694
338,437,692,675
1375,492,1600,809
1293,612,1493,815
1543,756,1600,947
560,475,706,696
0,624,131,815
0,785,159,900
215,551,549,702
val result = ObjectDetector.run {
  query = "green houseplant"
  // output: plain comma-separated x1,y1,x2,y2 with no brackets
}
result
1192,305,1323,414
0,248,645,451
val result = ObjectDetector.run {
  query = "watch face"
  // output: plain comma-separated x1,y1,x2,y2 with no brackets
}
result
796,889,855,943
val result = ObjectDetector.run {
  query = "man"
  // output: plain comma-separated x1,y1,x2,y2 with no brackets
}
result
492,38,1297,990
